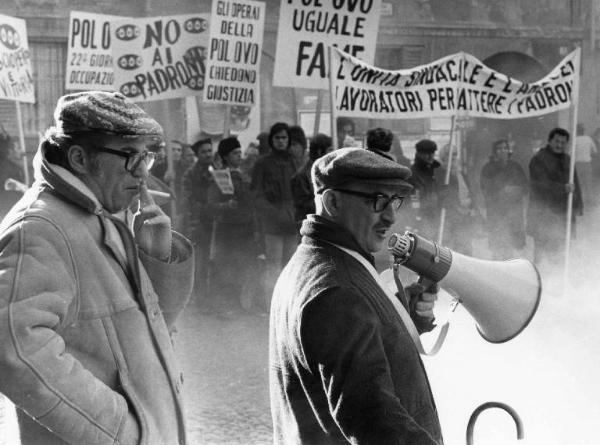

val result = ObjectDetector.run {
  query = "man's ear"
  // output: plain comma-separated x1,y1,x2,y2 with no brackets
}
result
66,145,90,174
321,189,339,217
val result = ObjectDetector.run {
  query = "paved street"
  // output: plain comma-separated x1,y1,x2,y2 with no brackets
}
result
176,310,272,445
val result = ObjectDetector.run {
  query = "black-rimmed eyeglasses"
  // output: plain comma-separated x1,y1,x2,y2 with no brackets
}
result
92,146,156,173
330,188,405,212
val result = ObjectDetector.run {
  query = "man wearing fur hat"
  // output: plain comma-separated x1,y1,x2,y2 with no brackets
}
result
0,91,194,445
270,148,443,445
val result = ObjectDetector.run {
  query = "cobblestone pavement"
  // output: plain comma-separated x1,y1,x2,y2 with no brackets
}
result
175,308,273,445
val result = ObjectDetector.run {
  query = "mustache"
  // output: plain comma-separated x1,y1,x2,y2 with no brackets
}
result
374,223,392,231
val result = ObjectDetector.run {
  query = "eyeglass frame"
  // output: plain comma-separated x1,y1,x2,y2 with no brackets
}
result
329,188,405,212
91,145,156,173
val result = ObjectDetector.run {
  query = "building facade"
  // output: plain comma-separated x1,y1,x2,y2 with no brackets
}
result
0,0,595,166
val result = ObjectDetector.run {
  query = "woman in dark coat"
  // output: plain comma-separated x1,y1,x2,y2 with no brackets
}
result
480,139,528,259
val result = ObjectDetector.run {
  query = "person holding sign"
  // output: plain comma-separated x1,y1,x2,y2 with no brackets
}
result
270,147,442,445
206,137,257,318
0,91,194,445
526,127,583,267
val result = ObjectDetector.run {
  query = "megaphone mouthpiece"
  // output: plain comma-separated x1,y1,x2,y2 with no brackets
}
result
388,232,452,282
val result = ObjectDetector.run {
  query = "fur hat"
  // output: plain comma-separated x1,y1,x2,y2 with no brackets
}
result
218,136,241,159
311,147,412,194
415,139,437,153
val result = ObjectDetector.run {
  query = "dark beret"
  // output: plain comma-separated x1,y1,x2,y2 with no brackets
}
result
311,147,413,194
54,91,163,137
218,136,241,159
415,139,437,153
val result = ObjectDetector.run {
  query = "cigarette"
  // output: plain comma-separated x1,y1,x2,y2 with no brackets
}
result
148,190,170,199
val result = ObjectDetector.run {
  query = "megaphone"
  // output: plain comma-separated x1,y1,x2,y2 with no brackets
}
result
388,231,541,343
4,178,28,193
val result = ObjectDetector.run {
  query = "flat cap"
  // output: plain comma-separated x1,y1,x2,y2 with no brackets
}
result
312,147,412,194
415,139,437,153
54,91,163,137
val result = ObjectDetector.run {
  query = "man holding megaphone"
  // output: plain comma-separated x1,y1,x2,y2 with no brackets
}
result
270,147,443,445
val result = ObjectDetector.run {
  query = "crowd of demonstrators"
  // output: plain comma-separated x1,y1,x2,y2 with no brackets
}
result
0,91,194,444
480,139,528,260
206,137,258,319
251,122,299,308
527,127,583,268
291,133,333,227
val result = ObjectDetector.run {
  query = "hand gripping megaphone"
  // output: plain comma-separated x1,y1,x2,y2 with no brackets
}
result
388,231,541,343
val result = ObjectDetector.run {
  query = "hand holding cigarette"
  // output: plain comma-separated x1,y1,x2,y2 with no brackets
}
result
133,180,172,261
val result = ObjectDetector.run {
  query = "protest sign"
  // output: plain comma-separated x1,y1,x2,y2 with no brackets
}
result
331,47,579,120
0,14,34,103
111,14,210,102
273,0,382,90
211,167,235,194
204,0,265,106
66,11,123,91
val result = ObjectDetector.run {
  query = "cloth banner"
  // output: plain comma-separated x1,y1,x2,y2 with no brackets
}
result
273,0,382,90
66,11,125,91
331,46,580,119
0,13,34,103
204,0,265,106
111,14,210,102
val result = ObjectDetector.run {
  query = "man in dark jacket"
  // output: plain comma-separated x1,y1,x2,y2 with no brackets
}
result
0,91,194,445
182,137,214,304
527,127,583,266
251,122,298,306
408,139,445,239
270,147,443,445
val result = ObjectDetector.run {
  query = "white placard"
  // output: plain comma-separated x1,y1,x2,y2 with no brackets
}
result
0,14,34,103
66,11,124,91
111,14,210,102
273,0,382,90
211,168,235,194
204,0,265,106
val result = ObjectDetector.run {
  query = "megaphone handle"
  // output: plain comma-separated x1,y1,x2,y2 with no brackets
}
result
417,276,439,293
